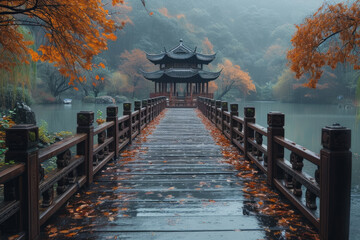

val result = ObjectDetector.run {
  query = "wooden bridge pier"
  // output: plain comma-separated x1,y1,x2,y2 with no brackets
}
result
0,96,352,240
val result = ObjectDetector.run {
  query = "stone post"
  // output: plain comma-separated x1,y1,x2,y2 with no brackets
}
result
106,106,119,158
266,112,284,186
123,103,132,144
5,125,40,239
230,104,239,143
76,111,94,185
320,123,351,240
221,101,228,133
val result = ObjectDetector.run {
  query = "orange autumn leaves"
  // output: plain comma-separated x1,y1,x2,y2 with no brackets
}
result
218,59,256,95
158,8,185,20
0,0,127,86
287,0,360,88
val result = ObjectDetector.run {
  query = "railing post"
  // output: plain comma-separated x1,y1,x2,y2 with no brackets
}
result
77,111,94,185
244,107,255,159
106,106,119,158
320,124,351,240
123,103,132,144
5,125,40,239
134,101,141,134
230,104,238,143
266,112,284,186
147,99,153,121
142,100,148,125
221,101,228,133
215,100,221,128
211,100,215,123
207,98,211,118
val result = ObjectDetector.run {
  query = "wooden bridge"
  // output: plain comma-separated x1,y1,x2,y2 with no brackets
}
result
0,97,352,240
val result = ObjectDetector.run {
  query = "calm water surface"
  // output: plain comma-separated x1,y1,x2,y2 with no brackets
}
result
32,100,360,239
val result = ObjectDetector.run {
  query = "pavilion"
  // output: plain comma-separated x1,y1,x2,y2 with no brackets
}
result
141,39,221,107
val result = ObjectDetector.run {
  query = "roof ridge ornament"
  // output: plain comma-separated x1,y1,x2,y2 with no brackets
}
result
164,47,167,53
179,39,183,43
194,47,197,53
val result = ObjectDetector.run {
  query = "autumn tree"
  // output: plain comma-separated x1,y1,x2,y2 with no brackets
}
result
118,49,153,99
287,1,360,88
0,0,126,87
216,59,256,99
37,62,72,101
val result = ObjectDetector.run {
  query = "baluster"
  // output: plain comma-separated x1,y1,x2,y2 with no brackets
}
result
306,189,317,210
290,152,303,196
4,181,16,201
56,150,71,195
39,164,45,182
263,154,268,167
98,131,106,144
255,132,263,161
119,121,124,143
284,173,293,188
315,166,320,184
42,186,54,207
96,131,106,162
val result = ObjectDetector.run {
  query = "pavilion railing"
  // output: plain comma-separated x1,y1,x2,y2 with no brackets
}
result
0,96,166,239
197,96,352,240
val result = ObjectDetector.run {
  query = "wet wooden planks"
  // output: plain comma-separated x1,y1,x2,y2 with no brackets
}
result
41,109,283,239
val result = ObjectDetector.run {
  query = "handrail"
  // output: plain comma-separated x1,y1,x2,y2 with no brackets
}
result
197,96,352,240
1,96,167,239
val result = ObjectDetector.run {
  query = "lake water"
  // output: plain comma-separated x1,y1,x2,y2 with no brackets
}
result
31,100,360,239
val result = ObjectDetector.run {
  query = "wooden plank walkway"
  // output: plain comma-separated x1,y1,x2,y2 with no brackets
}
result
41,108,317,239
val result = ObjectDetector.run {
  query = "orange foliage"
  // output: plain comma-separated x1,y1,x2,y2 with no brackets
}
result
176,14,185,19
118,49,154,97
264,44,285,59
209,81,218,92
218,59,256,95
185,23,196,33
158,8,172,18
202,37,214,54
0,0,128,86
158,7,185,20
287,1,360,88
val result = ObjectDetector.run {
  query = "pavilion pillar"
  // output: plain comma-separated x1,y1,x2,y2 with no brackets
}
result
155,82,157,93
186,83,189,96
174,83,177,96
206,82,209,94
170,83,174,96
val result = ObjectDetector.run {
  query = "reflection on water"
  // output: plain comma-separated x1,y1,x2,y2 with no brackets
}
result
31,100,360,238
31,100,125,133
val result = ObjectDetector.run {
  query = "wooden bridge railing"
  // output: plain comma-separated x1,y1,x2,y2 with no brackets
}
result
198,97,352,240
0,96,166,239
